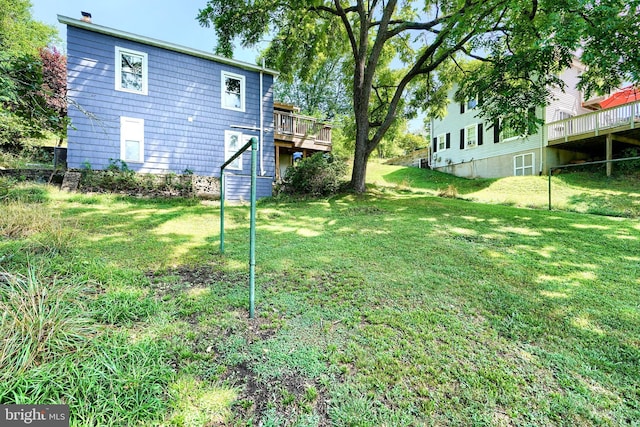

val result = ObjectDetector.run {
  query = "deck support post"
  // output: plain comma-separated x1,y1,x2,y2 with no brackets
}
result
606,134,613,177
275,145,280,181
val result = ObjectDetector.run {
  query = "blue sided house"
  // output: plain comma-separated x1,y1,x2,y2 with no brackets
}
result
58,14,278,200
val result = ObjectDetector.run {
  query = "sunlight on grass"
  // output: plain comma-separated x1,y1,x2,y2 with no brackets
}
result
570,223,610,230
297,228,321,237
614,234,638,240
186,287,210,298
572,315,605,335
3,182,640,425
539,290,569,299
450,227,477,236
496,226,542,236
534,246,557,258
168,376,237,426
153,214,217,262
366,162,640,217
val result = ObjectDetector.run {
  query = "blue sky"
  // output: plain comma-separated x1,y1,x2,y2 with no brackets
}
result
30,0,426,131
30,0,261,64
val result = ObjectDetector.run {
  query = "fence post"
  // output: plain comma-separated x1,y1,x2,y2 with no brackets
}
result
249,137,258,318
220,172,225,253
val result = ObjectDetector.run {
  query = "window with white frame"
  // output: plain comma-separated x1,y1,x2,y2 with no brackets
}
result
514,153,534,176
115,47,148,95
120,117,144,163
557,110,574,120
554,110,575,134
221,71,245,111
437,133,446,151
465,124,477,148
224,130,243,170
501,120,519,140
467,98,478,109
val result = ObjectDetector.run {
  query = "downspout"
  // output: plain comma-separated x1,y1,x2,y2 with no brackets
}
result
259,59,265,176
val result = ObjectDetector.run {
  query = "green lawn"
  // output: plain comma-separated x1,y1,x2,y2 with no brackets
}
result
367,160,640,218
1,168,639,426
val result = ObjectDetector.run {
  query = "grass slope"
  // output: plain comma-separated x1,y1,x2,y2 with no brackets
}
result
367,161,640,218
0,170,639,426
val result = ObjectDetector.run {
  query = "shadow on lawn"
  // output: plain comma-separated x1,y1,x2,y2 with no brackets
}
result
566,192,640,217
54,191,640,424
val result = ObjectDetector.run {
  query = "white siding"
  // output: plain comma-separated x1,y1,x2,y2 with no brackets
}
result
546,61,592,123
431,60,591,178
431,87,543,177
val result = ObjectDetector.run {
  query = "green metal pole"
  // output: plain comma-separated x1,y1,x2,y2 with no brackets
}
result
220,171,225,253
249,137,258,319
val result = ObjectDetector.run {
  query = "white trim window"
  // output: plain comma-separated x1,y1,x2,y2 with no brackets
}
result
224,130,243,170
221,71,245,111
501,121,519,141
437,133,446,151
115,47,148,95
465,124,477,148
514,153,535,176
120,117,144,163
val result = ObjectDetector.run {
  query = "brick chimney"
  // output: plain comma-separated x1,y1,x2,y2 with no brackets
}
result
81,11,92,23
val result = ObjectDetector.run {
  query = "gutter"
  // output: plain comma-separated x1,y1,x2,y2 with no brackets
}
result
57,15,280,76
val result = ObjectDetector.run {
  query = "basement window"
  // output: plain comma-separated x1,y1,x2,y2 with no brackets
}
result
514,153,534,176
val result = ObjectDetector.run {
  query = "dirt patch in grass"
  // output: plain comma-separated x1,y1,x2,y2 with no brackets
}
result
146,264,245,296
147,265,334,423
225,361,330,426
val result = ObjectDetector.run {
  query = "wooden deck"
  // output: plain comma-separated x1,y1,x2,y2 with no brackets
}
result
274,111,332,151
547,101,640,145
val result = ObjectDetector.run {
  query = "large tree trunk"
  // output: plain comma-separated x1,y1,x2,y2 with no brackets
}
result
350,135,369,193
350,88,372,193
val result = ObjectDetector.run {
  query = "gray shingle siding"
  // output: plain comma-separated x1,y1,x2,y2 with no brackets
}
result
225,174,274,201
66,25,275,198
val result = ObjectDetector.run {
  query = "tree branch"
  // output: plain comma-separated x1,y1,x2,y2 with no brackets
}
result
368,1,506,151
330,0,359,64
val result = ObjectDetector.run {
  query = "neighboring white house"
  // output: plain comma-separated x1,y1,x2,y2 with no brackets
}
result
429,59,640,178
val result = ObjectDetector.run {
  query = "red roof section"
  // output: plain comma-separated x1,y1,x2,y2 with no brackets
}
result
600,86,640,109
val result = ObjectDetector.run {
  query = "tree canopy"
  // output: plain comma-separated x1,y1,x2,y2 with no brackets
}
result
0,0,60,149
198,0,640,192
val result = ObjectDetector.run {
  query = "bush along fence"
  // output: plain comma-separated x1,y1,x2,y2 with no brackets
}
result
1,158,223,199
75,168,222,199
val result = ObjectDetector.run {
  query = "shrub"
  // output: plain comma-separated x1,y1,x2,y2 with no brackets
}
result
79,160,193,196
0,176,15,199
282,153,348,197
616,148,640,176
438,184,459,198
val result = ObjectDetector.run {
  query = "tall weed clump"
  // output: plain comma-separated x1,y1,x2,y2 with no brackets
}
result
0,188,74,253
282,153,348,197
0,270,173,425
0,270,93,375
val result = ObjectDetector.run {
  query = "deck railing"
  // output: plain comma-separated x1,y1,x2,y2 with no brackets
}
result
547,100,640,141
274,111,332,144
